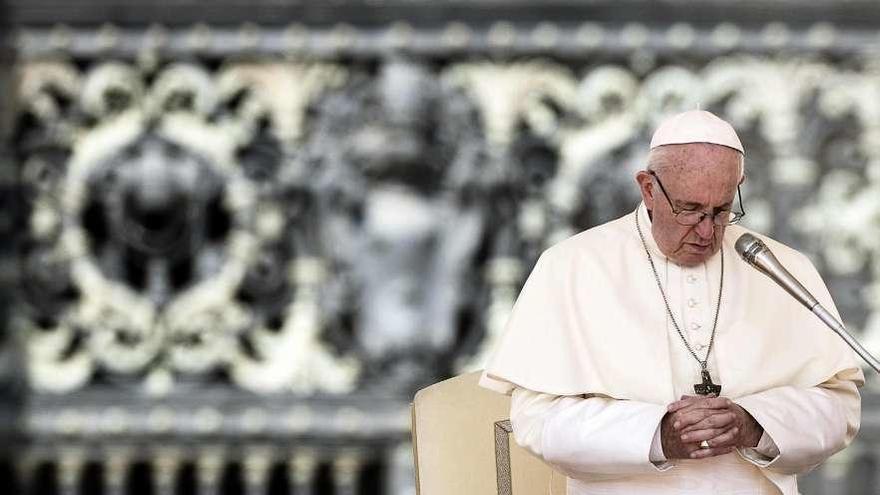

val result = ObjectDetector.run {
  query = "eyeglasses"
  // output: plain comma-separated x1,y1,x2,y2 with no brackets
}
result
648,170,746,226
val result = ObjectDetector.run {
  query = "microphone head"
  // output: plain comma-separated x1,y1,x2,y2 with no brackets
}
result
734,233,820,309
735,233,767,265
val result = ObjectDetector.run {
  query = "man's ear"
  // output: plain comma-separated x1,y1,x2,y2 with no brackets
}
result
635,170,655,210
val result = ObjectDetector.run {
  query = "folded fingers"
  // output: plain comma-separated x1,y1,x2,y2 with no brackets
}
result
682,425,739,445
671,405,735,431
680,411,737,433
668,396,732,415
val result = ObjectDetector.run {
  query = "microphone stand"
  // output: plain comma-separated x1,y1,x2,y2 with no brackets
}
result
737,233,880,374
811,305,880,374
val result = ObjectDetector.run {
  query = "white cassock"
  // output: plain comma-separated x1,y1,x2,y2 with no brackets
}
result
480,204,863,495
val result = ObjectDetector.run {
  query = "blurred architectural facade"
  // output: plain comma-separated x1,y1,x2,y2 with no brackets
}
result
2,0,880,493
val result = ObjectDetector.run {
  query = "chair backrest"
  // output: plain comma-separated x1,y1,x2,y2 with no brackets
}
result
411,371,567,495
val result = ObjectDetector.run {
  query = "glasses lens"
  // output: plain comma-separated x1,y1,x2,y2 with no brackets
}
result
715,211,744,225
676,210,741,226
712,211,736,226
676,211,704,225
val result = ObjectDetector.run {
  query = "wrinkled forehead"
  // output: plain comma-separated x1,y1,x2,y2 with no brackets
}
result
650,143,744,180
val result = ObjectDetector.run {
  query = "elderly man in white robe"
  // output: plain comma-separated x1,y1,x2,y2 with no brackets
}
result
480,110,863,495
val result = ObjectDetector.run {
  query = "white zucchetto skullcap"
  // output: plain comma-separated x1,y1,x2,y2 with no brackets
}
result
650,110,744,154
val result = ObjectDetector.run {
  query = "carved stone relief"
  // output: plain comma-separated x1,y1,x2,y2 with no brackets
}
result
13,48,880,397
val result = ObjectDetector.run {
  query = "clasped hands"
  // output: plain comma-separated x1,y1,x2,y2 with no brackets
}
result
660,395,763,460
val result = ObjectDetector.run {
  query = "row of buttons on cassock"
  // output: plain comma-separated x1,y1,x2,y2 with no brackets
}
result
685,273,707,351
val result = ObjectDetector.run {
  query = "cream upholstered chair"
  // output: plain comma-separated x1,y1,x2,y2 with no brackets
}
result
411,371,567,495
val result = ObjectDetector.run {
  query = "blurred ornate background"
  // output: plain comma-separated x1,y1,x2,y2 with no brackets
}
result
2,0,880,493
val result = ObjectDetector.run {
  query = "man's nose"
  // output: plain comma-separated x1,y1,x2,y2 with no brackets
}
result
694,215,715,239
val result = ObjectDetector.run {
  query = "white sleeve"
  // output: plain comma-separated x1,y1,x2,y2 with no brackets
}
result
510,386,671,477
737,430,780,466
733,376,861,475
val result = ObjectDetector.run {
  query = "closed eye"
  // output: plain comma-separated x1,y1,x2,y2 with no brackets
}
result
676,202,733,213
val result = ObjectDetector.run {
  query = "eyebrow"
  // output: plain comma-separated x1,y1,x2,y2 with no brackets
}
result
674,200,734,210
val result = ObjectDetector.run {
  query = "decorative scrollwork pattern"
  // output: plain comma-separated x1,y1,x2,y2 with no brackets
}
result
13,38,880,398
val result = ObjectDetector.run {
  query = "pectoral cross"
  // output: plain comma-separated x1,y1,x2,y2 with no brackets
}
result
693,369,722,396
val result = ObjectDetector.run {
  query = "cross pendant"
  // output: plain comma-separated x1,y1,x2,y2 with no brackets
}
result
693,369,722,396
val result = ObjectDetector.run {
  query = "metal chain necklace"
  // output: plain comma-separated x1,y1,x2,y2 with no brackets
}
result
635,206,724,396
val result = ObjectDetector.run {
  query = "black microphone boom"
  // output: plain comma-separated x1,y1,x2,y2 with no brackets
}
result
735,233,880,373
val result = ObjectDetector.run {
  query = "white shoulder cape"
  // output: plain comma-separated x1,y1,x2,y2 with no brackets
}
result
481,207,864,403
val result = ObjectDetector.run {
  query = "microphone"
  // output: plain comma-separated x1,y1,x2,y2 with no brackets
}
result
735,233,880,373
735,234,819,310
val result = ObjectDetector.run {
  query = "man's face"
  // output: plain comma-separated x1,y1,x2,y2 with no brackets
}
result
636,143,743,267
